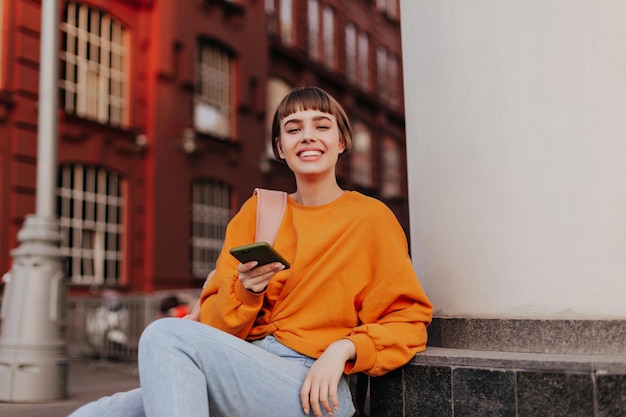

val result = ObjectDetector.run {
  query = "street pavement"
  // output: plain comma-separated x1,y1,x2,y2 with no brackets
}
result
0,359,140,417
0,359,370,417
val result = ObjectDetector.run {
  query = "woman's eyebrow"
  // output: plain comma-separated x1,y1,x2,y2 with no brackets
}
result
283,115,332,126
283,117,302,126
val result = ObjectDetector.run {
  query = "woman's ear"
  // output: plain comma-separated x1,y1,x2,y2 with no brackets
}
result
338,136,347,154
276,137,286,159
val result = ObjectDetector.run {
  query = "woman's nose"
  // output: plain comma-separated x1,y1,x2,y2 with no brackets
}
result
301,124,315,141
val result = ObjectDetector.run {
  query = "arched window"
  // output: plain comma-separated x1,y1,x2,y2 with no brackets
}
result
60,2,129,127
195,41,233,139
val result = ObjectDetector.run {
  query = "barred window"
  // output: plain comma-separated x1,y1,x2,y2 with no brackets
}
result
57,164,125,286
266,77,293,157
265,0,277,33
191,180,231,279
279,0,294,46
376,46,388,101
308,0,320,60
345,23,357,83
60,2,128,127
357,31,370,91
346,24,369,91
388,53,400,109
376,46,401,108
382,137,402,198
351,122,373,188
195,42,232,138
322,6,335,70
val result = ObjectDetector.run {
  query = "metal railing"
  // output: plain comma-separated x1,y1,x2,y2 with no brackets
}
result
65,290,200,361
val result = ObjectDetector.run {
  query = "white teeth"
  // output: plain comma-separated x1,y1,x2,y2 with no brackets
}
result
300,150,322,157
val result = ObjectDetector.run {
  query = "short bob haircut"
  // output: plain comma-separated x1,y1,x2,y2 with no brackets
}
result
271,86,353,160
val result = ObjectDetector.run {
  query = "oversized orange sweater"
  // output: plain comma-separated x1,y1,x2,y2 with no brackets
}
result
199,191,432,377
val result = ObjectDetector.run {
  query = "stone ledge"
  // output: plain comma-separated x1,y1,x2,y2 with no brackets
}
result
428,317,626,355
414,347,626,374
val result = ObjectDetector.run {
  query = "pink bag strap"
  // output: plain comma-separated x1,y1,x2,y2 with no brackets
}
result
254,188,288,244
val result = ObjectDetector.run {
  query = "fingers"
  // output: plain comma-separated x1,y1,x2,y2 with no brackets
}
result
300,372,340,417
237,260,259,273
300,379,311,415
237,261,284,275
237,262,285,293
329,389,339,414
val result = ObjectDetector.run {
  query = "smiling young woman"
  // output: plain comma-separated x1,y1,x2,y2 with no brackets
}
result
68,86,432,417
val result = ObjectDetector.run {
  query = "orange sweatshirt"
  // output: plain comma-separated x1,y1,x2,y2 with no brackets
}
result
199,191,432,377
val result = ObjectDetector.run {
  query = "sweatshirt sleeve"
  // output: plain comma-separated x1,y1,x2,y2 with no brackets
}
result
344,258,432,376
198,196,265,339
343,201,433,377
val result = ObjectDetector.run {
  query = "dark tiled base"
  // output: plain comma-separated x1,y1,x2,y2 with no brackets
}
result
370,348,626,417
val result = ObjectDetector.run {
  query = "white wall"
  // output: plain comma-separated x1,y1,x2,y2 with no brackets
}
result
401,0,626,319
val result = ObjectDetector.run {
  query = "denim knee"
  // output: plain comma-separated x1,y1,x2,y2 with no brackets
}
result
138,317,179,355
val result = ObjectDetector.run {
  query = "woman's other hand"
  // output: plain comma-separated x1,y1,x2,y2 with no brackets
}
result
300,339,356,416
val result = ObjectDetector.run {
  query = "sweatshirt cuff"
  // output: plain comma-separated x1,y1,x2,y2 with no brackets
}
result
234,278,264,305
344,333,377,374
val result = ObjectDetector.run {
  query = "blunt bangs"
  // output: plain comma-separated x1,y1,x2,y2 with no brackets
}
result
275,87,335,122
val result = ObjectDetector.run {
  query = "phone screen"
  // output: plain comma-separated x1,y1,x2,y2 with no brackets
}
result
229,242,291,269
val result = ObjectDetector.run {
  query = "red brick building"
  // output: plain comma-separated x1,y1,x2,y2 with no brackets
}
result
0,0,406,294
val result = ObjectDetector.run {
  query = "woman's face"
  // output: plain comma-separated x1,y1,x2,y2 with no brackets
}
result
277,109,345,179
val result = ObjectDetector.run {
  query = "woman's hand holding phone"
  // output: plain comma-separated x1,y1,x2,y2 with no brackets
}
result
236,260,285,293
230,242,289,293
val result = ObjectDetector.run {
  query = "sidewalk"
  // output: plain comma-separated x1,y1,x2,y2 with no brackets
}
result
0,359,140,417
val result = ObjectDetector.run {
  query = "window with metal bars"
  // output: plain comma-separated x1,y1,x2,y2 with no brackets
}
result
195,41,233,138
60,2,128,127
351,122,373,188
279,0,294,46
57,164,125,286
382,137,402,199
191,180,231,279
322,6,335,70
308,0,320,60
345,23,357,84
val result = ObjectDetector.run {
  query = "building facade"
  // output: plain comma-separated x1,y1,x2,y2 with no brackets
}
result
0,0,406,294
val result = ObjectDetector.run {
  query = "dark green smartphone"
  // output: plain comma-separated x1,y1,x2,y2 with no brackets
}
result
229,242,291,269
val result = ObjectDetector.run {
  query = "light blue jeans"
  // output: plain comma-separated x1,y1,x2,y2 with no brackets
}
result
68,318,355,417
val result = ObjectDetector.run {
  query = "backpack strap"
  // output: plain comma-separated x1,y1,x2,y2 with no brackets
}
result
186,188,287,319
254,188,288,244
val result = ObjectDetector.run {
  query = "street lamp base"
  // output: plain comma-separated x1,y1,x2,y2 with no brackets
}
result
0,214,68,402
0,345,67,402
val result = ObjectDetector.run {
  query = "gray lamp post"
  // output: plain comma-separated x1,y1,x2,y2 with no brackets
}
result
0,0,67,401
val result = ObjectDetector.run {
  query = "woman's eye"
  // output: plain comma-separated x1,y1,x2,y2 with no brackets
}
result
287,128,299,133
317,125,329,130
